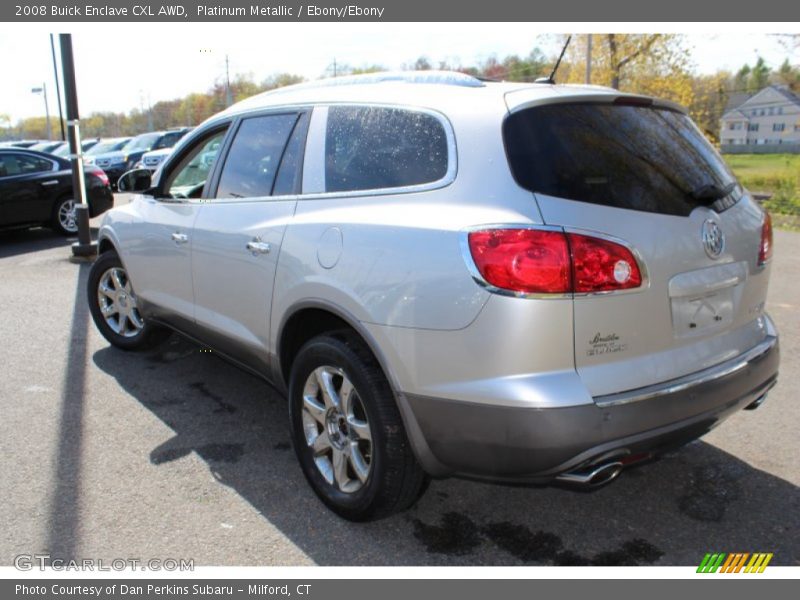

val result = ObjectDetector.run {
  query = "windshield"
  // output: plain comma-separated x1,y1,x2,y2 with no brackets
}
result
503,103,739,217
124,133,160,152
86,138,130,155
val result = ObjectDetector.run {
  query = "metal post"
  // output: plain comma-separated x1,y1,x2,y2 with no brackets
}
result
60,33,96,258
50,34,66,141
42,82,52,140
585,34,592,85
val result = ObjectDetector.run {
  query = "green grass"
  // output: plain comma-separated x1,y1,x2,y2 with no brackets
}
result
724,154,800,217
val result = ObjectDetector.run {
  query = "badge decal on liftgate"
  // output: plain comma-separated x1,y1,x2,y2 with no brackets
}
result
702,219,725,259
587,333,627,357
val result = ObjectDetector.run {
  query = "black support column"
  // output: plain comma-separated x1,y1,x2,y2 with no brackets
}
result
60,33,97,258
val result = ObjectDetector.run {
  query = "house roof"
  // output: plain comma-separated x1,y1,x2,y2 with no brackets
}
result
722,85,800,120
773,85,800,107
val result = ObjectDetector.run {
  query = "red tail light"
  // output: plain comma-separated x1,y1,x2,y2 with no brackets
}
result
467,228,642,295
87,165,109,186
758,212,773,266
467,229,571,293
568,233,642,293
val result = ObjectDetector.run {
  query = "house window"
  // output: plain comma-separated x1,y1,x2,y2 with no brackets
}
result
777,107,783,115
773,123,786,132
768,107,774,116
748,123,759,132
752,109,757,116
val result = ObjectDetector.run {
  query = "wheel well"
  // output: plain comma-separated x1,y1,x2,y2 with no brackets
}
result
98,238,116,255
278,308,358,385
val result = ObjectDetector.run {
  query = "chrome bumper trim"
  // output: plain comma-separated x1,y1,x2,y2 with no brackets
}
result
594,333,778,408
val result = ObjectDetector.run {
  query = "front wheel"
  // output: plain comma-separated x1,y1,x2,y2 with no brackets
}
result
87,250,168,351
288,333,428,521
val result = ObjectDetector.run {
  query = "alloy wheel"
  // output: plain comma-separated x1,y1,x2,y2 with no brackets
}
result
96,267,144,338
58,199,78,233
301,366,374,493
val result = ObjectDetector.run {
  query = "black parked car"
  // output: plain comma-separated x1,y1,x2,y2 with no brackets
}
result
0,148,114,235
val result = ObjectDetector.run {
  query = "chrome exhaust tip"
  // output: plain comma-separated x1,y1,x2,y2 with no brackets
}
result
555,461,624,488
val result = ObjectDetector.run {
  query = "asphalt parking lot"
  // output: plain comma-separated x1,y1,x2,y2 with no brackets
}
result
0,199,798,567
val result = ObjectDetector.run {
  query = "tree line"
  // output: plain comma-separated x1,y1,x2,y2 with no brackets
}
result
3,34,799,144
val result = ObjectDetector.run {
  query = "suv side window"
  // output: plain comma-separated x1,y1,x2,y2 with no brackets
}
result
325,106,448,193
216,113,298,199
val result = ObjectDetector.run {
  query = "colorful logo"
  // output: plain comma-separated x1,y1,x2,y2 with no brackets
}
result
697,552,773,573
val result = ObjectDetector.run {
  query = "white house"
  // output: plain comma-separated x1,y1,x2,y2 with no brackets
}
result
720,85,800,150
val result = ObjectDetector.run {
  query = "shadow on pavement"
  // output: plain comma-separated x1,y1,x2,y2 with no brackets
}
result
0,227,99,260
92,334,800,566
45,263,91,561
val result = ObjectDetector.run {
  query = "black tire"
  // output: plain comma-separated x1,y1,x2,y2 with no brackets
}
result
52,196,79,235
87,250,168,351
288,332,428,521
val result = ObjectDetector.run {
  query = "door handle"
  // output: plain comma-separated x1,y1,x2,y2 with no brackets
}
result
246,239,271,255
41,180,59,186
171,232,189,244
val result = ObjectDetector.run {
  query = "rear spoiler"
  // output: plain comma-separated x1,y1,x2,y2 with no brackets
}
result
504,87,687,115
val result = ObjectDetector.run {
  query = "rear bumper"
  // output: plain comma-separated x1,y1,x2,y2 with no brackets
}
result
406,326,779,482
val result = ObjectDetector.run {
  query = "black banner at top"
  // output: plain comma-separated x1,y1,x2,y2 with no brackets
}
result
2,0,800,22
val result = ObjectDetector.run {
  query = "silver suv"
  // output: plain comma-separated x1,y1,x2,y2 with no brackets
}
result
88,72,780,521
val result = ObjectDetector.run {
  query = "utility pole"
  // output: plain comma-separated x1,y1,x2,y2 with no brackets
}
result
585,34,592,85
333,57,337,77
59,33,96,258
225,54,232,107
50,34,66,141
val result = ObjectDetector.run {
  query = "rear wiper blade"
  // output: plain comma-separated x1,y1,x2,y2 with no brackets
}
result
689,182,736,202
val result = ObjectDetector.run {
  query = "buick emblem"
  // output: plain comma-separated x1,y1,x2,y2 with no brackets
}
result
702,219,725,259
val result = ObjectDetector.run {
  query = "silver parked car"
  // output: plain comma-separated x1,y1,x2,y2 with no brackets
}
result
88,72,779,521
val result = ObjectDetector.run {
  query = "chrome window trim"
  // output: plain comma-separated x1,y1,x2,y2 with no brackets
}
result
459,223,649,300
594,330,778,408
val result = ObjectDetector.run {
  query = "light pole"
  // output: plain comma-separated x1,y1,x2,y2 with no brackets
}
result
59,33,96,258
31,83,52,140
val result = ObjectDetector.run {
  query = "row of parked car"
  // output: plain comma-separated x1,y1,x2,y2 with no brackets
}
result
0,128,191,235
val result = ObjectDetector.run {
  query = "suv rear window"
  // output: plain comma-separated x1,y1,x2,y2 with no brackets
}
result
325,106,448,193
503,103,739,217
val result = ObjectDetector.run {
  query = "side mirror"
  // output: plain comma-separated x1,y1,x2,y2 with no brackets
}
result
117,168,152,193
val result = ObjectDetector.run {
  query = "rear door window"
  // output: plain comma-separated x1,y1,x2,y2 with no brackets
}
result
325,106,448,193
503,103,739,217
0,153,53,176
216,113,298,199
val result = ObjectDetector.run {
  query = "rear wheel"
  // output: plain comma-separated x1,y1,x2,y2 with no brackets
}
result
52,197,78,235
87,250,168,351
288,332,428,521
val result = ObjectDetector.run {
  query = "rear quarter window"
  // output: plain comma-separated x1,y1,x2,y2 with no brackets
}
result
503,103,739,217
325,106,448,193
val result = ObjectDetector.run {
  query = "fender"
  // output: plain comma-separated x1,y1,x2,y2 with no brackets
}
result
276,298,450,476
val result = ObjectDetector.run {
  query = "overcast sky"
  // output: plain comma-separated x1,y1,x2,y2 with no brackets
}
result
1,24,796,123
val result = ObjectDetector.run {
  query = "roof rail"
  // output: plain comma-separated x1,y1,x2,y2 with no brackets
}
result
267,70,485,95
